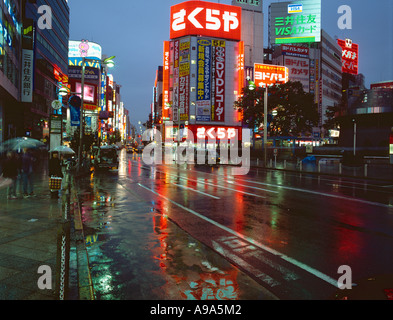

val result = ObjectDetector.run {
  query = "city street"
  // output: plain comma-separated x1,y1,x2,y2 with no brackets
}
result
75,149,393,300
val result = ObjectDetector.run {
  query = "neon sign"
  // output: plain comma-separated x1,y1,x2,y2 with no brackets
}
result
170,1,242,41
254,63,289,87
188,125,242,140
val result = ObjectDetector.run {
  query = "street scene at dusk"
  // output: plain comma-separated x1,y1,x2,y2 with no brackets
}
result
0,0,393,309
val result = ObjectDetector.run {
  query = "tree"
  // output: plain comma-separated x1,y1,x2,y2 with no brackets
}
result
235,81,319,137
324,104,342,131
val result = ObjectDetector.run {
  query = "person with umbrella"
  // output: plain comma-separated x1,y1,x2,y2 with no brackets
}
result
21,148,35,197
2,151,19,199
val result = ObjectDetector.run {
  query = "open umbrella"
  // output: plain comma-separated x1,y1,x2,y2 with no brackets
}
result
0,137,45,152
49,145,76,155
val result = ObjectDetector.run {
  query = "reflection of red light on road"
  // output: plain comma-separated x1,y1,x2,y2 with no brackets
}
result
128,160,132,175
182,269,239,300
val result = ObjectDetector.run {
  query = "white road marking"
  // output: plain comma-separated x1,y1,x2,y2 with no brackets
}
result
137,183,341,289
172,183,220,199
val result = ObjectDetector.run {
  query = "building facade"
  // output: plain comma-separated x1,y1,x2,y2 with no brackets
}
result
162,1,245,144
0,0,22,142
23,0,69,143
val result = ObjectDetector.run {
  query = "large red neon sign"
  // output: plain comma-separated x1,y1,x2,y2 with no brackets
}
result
170,1,242,41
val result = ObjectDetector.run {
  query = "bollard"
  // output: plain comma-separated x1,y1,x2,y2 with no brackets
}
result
339,163,342,175
284,160,287,169
318,161,321,173
364,164,368,177
270,159,273,168
300,160,302,171
257,158,259,166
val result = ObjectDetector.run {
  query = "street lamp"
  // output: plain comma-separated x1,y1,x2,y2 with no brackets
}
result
77,55,116,172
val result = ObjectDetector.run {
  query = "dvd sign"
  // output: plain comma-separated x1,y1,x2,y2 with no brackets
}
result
170,1,241,41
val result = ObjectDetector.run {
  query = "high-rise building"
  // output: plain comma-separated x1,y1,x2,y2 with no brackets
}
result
22,0,70,142
268,1,342,136
232,0,264,68
163,1,244,144
0,0,22,142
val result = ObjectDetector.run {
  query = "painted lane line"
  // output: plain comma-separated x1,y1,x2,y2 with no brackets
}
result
137,183,341,289
212,241,280,288
172,183,221,200
165,172,266,199
227,178,393,209
226,179,279,194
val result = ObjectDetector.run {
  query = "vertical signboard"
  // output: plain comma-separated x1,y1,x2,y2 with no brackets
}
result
337,39,359,75
179,38,190,121
162,41,170,119
173,40,180,122
237,41,245,97
212,40,226,122
196,39,212,122
21,49,34,103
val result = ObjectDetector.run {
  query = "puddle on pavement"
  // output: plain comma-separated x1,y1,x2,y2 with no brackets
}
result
76,176,275,300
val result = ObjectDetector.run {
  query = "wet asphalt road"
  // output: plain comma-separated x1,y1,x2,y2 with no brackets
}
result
76,150,393,300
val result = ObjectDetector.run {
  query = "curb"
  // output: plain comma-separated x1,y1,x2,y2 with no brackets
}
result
70,176,95,300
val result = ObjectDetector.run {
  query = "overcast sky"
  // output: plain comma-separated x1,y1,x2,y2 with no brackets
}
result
68,0,393,127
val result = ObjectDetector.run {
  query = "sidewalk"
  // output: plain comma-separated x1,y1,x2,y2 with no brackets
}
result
249,157,393,182
0,158,95,300
0,160,63,299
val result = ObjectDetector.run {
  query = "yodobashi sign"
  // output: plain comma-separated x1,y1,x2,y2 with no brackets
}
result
337,38,359,75
269,0,321,44
170,1,242,41
254,63,289,87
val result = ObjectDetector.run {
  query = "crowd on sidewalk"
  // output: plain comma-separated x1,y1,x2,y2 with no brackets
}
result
0,149,66,200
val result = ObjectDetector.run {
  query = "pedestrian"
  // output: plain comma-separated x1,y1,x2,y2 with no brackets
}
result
2,151,18,199
21,148,35,197
49,152,63,198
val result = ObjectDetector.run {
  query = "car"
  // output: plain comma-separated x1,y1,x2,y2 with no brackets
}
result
93,146,119,171
126,144,134,153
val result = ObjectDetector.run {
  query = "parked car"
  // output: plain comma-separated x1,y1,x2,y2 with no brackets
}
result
92,146,119,171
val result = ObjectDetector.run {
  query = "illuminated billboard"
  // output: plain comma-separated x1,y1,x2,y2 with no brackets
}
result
170,1,242,41
254,64,289,87
269,0,321,44
69,40,102,59
337,38,359,75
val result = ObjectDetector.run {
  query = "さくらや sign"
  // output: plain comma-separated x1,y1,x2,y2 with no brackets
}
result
170,1,241,41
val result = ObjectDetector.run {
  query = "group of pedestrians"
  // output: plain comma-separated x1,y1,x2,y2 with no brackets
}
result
1,149,35,200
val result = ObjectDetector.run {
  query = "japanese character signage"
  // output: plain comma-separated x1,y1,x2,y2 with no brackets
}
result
212,40,226,122
337,38,359,75
188,125,242,141
254,63,289,87
270,0,321,44
162,41,170,119
170,1,242,41
179,39,190,121
284,57,310,92
281,44,309,58
21,49,34,103
196,39,212,121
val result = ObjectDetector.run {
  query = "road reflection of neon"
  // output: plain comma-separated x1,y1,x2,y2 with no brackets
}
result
151,209,240,300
